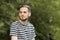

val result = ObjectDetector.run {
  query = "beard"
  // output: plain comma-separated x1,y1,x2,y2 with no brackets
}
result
20,18,28,21
19,16,28,21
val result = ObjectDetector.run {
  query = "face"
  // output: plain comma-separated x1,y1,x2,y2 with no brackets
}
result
19,7,31,21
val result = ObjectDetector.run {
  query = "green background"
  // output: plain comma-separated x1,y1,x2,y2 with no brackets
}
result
0,0,60,40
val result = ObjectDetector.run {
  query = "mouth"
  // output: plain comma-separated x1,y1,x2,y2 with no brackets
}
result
20,16,25,19
21,16,24,18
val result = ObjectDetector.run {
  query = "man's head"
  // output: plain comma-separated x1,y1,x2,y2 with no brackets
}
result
17,5,31,21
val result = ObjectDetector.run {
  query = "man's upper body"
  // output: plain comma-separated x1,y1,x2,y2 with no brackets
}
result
10,21,36,40
10,4,36,40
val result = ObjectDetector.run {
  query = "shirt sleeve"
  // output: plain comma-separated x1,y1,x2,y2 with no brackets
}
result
33,27,36,38
10,23,17,36
31,26,36,38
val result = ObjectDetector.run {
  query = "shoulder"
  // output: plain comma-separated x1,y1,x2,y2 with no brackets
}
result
10,21,19,26
28,22,34,26
27,22,35,29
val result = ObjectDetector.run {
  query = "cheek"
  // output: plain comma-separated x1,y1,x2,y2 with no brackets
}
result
25,14,29,17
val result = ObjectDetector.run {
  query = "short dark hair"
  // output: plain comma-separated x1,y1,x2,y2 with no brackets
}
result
17,4,31,12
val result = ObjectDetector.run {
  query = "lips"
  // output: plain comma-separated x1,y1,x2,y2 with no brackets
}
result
21,15,25,19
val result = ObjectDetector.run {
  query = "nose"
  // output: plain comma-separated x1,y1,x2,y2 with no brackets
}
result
21,13,24,16
20,12,24,16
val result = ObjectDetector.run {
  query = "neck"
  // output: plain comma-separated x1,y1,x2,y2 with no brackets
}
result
19,20,28,25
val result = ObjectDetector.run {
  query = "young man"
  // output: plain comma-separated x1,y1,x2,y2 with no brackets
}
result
10,5,36,40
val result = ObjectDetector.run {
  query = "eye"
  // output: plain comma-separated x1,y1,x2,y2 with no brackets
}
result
24,11,26,13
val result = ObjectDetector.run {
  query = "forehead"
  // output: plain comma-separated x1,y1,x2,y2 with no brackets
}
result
19,7,28,11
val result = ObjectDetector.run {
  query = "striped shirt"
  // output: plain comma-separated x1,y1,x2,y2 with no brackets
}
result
10,21,36,40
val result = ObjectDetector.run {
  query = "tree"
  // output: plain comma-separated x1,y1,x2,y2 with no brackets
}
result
0,0,60,40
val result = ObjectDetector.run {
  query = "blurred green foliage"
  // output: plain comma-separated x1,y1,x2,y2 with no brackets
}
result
0,0,60,40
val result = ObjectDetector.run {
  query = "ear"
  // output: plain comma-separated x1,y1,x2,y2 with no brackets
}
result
29,12,31,17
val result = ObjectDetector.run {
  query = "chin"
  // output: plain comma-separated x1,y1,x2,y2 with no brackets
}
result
20,18,27,21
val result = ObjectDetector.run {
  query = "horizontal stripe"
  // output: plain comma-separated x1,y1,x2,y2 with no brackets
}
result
10,21,36,40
